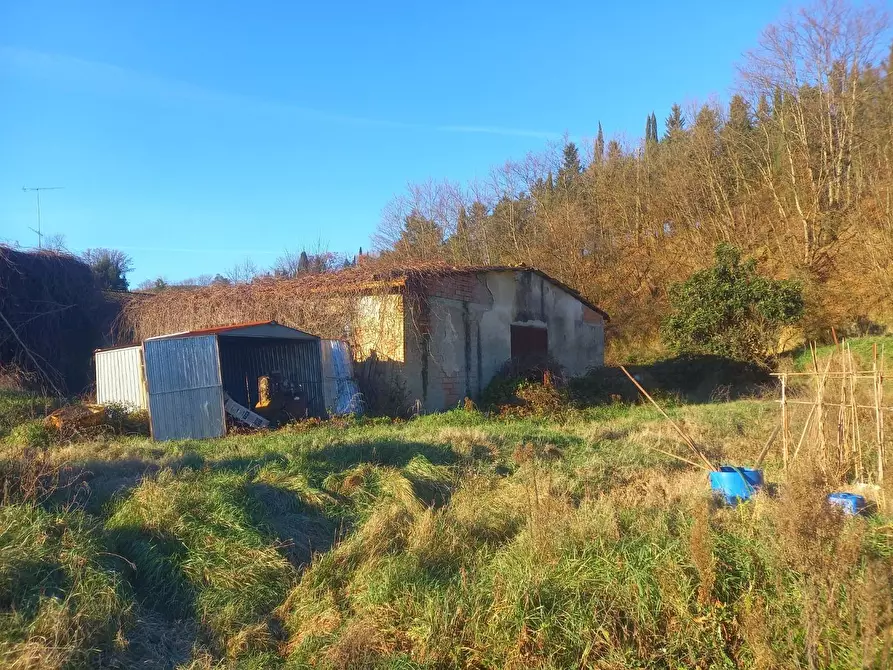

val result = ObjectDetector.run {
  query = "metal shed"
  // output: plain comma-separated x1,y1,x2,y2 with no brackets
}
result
95,345,148,410
141,321,323,441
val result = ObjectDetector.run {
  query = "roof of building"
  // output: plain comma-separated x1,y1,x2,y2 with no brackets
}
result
125,263,609,321
338,264,610,321
270,263,609,320
145,320,319,341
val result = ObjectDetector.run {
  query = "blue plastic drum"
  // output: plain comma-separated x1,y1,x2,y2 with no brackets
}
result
709,466,764,505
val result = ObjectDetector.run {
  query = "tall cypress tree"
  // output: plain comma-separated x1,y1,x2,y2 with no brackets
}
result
594,122,605,164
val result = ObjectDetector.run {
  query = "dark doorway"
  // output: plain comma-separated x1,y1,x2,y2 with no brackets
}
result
511,325,548,360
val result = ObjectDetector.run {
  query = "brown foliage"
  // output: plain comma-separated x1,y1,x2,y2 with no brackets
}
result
371,3,893,353
0,246,118,393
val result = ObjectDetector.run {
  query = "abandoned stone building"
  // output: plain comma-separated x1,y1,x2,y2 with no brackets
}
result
350,266,608,412
124,264,609,414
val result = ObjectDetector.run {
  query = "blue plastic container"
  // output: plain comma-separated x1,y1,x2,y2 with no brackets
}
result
709,466,764,505
828,492,866,515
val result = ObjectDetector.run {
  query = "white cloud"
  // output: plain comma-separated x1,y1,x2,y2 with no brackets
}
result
0,46,559,139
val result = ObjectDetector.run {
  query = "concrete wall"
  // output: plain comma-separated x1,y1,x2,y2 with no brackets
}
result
402,270,605,412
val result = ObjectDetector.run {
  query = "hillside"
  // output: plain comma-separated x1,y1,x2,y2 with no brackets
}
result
2,382,892,668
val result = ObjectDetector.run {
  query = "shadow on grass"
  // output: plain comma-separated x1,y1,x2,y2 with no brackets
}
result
302,438,459,482
572,354,774,406
52,453,206,514
245,481,339,569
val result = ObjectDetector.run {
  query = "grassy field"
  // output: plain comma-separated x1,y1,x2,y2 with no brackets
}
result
1,386,893,668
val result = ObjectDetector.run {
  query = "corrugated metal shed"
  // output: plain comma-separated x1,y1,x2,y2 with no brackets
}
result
321,339,362,415
133,320,324,441
144,335,226,441
95,346,148,409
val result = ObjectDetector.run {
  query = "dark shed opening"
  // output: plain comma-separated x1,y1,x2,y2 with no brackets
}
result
217,335,324,417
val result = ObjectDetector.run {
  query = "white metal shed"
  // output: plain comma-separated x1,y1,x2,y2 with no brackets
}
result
94,345,148,410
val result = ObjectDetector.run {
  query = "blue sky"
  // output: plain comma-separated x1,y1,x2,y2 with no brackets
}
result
1,0,787,285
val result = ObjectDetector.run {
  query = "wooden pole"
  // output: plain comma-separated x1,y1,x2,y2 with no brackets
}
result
881,344,886,483
619,366,716,471
848,342,862,481
781,373,788,474
837,345,847,475
792,403,817,463
875,343,884,483
755,424,781,469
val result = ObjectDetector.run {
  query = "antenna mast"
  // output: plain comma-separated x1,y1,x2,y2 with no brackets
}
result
22,186,64,248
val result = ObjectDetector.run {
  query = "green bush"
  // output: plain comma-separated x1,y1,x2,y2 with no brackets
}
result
3,420,53,449
662,244,803,365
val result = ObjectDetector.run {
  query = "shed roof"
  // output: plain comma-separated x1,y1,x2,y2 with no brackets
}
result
274,263,610,320
145,320,319,341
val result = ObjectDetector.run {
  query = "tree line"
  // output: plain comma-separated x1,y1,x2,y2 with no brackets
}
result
372,0,893,357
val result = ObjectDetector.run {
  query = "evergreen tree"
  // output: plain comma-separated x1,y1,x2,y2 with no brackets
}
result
756,94,770,122
395,210,442,257
662,244,803,364
664,104,686,140
456,206,469,236
727,95,752,133
557,142,583,190
594,122,605,164
298,251,310,272
694,104,720,135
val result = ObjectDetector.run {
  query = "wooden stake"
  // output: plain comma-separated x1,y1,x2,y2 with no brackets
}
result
781,373,788,473
881,344,886,482
792,403,817,462
837,344,847,475
756,424,781,469
848,342,863,481
875,343,884,483
619,366,716,471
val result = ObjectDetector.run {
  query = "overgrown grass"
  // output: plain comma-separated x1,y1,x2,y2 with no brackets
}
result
0,391,54,440
0,375,891,667
793,335,893,371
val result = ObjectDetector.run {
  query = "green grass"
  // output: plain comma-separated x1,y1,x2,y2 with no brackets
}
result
793,335,893,371
0,390,53,440
1,383,892,668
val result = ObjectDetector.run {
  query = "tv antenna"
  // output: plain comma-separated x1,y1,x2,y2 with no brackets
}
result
22,186,64,248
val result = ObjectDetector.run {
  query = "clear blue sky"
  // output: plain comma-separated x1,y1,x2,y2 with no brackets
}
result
1,0,787,285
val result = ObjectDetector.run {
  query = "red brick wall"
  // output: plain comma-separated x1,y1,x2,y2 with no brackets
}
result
421,274,491,306
583,306,604,325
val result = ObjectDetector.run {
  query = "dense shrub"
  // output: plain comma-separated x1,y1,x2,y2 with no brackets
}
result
480,357,568,416
662,244,803,365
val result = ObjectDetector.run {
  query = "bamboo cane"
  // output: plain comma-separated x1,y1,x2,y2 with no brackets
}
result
755,424,781,469
848,342,863,481
871,342,884,484
619,366,716,471
781,373,788,473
